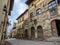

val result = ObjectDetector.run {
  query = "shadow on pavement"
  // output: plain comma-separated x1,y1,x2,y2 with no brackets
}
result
2,41,12,45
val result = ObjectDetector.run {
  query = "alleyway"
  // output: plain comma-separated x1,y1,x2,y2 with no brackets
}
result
4,38,60,45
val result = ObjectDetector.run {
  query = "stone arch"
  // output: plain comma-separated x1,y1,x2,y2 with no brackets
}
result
24,29,28,39
31,26,35,38
37,25,43,38
37,26,42,30
50,18,60,23
51,19,60,36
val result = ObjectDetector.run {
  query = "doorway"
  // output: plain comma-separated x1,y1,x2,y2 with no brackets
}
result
55,20,60,36
25,29,28,39
31,27,35,38
51,20,60,36
37,26,43,38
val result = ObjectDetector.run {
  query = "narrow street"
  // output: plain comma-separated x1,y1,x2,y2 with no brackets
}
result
4,38,60,45
0,0,60,45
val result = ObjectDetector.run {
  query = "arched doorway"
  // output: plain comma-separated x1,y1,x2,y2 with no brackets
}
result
51,19,60,36
37,26,43,39
24,29,28,39
31,27,35,38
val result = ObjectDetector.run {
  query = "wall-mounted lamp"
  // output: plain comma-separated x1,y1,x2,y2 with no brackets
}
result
3,5,7,12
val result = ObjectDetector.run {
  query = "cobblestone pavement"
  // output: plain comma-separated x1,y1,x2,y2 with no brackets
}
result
4,38,60,45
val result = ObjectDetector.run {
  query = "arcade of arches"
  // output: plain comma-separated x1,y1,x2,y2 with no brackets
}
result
30,26,43,39
30,19,60,40
23,19,60,40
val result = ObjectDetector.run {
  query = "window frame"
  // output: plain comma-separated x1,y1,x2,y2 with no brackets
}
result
48,0,56,9
49,7,57,16
30,12,33,18
36,8,41,15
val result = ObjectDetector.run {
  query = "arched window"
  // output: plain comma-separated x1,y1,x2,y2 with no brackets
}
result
30,12,33,18
48,0,56,9
36,8,41,15
31,27,35,30
37,26,42,30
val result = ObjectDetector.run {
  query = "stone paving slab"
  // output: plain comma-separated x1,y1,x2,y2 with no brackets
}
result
5,39,60,45
7,40,54,45
2,41,12,45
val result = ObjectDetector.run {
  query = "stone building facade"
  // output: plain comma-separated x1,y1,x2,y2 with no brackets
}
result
16,9,28,39
24,0,60,40
16,0,60,40
0,0,14,41
11,23,17,38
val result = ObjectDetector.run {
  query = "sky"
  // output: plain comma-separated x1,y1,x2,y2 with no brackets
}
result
7,0,28,33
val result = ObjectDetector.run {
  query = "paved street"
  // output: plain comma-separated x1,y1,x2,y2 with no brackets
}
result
2,41,12,45
4,38,59,45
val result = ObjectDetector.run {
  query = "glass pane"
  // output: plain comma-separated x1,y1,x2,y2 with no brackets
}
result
48,1,56,9
36,8,41,15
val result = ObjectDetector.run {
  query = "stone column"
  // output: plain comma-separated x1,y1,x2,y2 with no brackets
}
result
35,27,37,39
28,28,31,39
